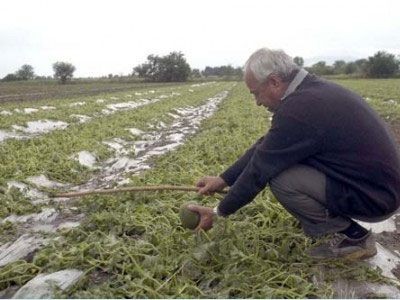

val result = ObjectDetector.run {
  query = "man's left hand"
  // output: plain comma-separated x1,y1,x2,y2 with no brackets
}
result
186,204,215,232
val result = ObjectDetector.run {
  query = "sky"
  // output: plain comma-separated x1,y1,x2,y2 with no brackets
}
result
1,0,400,78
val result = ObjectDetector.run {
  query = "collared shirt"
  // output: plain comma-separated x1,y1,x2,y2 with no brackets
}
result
281,68,308,100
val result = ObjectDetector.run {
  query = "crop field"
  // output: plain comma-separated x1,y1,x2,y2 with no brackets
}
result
0,79,400,298
0,80,183,103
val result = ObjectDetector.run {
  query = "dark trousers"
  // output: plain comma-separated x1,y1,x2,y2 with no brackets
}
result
269,164,392,237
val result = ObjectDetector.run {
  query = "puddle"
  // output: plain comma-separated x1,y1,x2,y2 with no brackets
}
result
12,120,68,134
75,151,97,168
0,130,24,142
40,106,56,110
191,82,215,87
26,175,67,189
12,269,83,299
7,181,48,203
106,99,154,111
359,217,397,233
133,140,151,154
70,114,92,123
332,279,400,298
103,139,126,152
2,208,58,225
0,110,13,115
14,108,39,114
367,243,400,279
57,221,81,230
127,128,144,136
69,101,86,107
0,234,48,267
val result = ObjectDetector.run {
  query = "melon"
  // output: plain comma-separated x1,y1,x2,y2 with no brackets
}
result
179,202,200,229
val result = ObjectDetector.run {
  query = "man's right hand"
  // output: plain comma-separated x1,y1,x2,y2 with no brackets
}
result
196,176,228,195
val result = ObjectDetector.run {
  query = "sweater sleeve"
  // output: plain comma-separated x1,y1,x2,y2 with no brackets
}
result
218,113,323,216
219,136,264,186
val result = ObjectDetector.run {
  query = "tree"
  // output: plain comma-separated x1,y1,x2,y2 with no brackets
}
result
354,59,368,76
308,61,334,75
201,65,243,78
52,62,76,84
16,64,35,80
1,73,20,82
293,56,304,67
366,51,399,78
191,69,202,78
333,60,346,74
344,62,357,75
133,51,191,82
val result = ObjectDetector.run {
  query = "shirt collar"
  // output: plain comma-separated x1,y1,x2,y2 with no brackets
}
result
281,68,308,100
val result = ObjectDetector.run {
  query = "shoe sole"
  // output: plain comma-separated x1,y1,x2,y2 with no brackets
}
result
307,247,378,261
343,247,378,261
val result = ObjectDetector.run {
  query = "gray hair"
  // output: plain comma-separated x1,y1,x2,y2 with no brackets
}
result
244,48,299,83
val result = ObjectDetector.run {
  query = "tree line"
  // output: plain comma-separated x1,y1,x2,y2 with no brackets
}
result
294,51,400,78
2,50,399,84
2,62,76,84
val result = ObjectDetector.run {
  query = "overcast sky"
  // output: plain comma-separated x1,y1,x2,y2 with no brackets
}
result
1,0,400,78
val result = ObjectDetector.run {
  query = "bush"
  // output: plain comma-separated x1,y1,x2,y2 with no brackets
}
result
1,73,20,82
133,52,191,82
53,62,76,84
366,51,399,78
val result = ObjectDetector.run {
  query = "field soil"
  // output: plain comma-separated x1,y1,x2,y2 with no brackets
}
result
0,81,181,102
374,121,400,280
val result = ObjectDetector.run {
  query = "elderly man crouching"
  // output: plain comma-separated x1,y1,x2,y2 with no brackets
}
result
189,48,400,260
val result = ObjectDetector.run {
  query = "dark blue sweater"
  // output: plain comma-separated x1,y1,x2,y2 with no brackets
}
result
219,75,400,219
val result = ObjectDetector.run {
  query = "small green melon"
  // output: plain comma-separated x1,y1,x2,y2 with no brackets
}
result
179,202,200,230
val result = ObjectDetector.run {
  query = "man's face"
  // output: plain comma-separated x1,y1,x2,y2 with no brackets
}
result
245,70,286,112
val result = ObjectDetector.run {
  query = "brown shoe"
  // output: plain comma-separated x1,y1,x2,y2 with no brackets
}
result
307,231,377,260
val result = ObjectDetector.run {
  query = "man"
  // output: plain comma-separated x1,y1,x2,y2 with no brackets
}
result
188,48,400,260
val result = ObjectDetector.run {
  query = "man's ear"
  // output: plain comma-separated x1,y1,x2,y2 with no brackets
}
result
268,74,283,88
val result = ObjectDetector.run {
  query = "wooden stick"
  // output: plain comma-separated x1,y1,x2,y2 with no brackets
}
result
54,185,228,198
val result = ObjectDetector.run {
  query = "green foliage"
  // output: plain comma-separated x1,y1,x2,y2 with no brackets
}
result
201,65,243,78
293,56,304,67
0,80,397,297
307,61,334,75
133,52,191,82
1,65,35,82
53,61,76,84
0,261,41,290
190,68,201,78
333,60,346,74
16,64,35,80
0,187,41,218
1,73,21,82
0,83,228,184
344,62,358,74
366,51,400,78
305,51,400,78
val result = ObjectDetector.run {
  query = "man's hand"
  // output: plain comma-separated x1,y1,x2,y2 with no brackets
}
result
186,204,215,232
196,176,227,195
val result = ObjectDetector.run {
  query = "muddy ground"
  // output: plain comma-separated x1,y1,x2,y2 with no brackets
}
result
372,121,400,280
0,81,182,103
